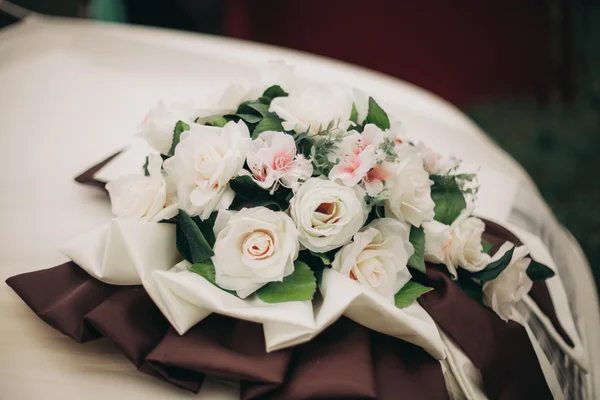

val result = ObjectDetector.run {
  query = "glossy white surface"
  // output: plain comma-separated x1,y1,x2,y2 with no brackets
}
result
0,14,597,399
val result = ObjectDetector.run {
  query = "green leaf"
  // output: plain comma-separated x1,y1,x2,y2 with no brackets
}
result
238,101,271,118
253,116,284,137
365,97,390,130
262,85,288,100
176,209,214,263
168,120,190,156
230,175,269,199
349,102,359,124
229,175,291,211
235,113,263,124
481,239,494,255
394,281,433,308
471,246,515,281
430,176,467,225
256,261,317,303
456,268,483,303
527,259,555,281
211,116,228,127
142,156,150,176
309,251,332,266
188,259,236,295
193,212,218,247
189,259,218,285
297,250,326,285
408,226,426,273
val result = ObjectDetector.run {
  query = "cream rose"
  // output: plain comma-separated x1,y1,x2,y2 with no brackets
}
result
332,218,413,302
422,215,491,279
289,178,367,253
106,154,178,222
445,216,491,275
269,83,365,135
423,220,451,265
483,242,533,321
384,153,435,227
162,120,250,220
212,207,299,298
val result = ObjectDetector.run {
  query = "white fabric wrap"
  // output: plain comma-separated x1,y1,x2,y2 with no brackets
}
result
60,220,445,359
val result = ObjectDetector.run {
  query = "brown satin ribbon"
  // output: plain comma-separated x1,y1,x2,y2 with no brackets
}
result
6,263,448,399
74,150,122,189
414,219,562,399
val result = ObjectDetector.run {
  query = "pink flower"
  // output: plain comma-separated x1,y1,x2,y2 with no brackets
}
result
328,132,378,187
246,131,313,192
328,124,390,191
363,163,393,195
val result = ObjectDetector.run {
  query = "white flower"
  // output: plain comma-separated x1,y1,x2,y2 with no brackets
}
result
196,61,297,123
332,218,413,303
269,83,361,135
212,207,299,298
422,215,491,278
289,178,367,253
423,220,452,265
483,242,533,321
446,216,491,275
106,154,178,222
137,101,197,155
363,162,394,196
384,153,435,227
415,142,455,175
245,131,313,192
163,120,250,220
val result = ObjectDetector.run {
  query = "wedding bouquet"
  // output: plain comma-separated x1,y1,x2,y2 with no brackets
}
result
73,62,556,355
6,62,570,399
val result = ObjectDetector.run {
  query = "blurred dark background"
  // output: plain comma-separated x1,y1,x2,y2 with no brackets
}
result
2,0,599,288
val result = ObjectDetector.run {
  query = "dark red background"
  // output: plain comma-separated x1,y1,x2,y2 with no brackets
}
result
225,0,570,106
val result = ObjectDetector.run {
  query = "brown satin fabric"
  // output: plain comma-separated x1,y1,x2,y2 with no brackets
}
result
482,220,573,346
413,219,560,399
74,150,122,189
418,267,552,399
6,263,447,399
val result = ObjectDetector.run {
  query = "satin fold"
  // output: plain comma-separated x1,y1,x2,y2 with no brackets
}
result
6,264,448,399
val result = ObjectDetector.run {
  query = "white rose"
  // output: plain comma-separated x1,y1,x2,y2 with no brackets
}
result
384,153,435,227
422,216,491,279
446,216,491,274
483,242,533,321
137,101,197,155
106,154,178,222
332,218,413,302
269,83,364,135
289,178,367,253
245,131,313,192
423,220,451,265
212,207,299,298
163,120,250,220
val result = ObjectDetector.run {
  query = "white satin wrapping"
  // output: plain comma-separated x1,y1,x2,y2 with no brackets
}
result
60,219,446,359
